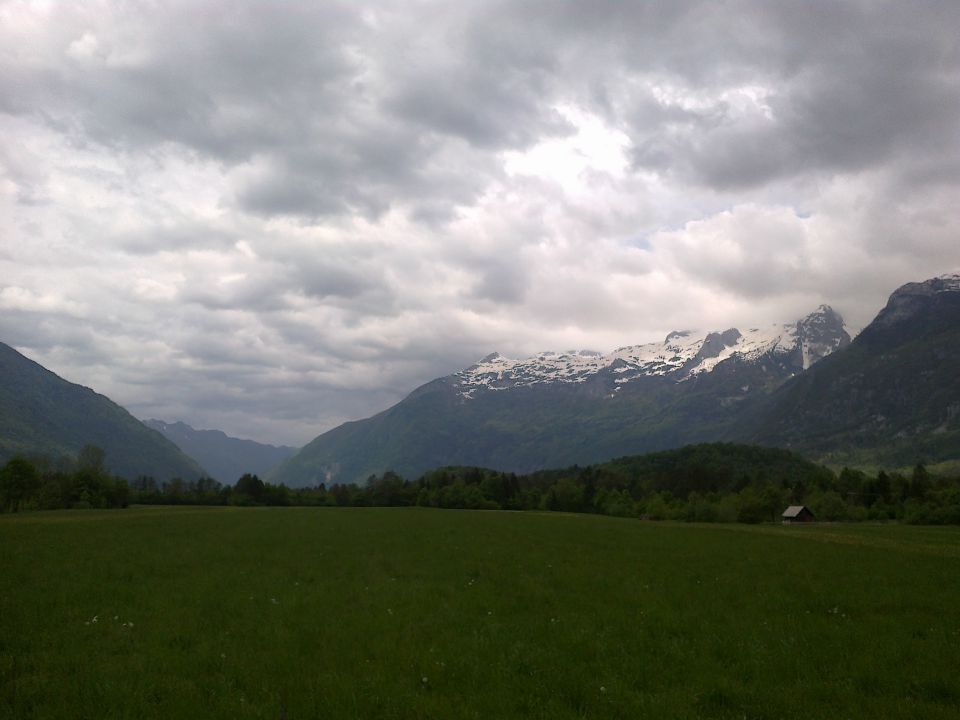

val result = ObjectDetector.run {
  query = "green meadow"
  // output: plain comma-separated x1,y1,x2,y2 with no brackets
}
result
2,507,959,719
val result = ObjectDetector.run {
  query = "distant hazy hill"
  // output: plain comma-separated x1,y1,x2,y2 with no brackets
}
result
744,274,960,466
0,342,205,480
144,419,297,483
269,305,851,487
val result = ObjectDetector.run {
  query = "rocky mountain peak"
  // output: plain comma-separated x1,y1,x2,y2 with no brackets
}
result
793,304,851,368
695,329,742,361
884,273,960,305
872,273,960,326
453,304,850,397
860,272,960,344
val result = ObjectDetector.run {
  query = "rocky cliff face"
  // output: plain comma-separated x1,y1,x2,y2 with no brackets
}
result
857,274,960,347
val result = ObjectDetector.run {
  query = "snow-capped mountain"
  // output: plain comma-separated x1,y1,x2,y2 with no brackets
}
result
268,274,959,487
454,305,849,399
271,304,857,486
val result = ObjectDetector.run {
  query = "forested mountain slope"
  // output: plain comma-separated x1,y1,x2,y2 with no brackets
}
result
744,274,960,466
0,342,205,480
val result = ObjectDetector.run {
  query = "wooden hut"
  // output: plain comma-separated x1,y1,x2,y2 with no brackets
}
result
781,505,815,523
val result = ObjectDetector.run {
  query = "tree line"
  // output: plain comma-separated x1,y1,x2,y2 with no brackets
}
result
0,445,130,512
3,442,960,524
321,446,960,525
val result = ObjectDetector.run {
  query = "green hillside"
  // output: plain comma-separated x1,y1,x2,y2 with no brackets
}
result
746,280,960,466
0,342,205,480
269,357,796,488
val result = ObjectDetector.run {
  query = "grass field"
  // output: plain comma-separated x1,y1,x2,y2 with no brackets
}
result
2,507,959,719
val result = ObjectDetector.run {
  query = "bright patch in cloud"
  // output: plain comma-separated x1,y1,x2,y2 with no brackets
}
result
503,105,630,192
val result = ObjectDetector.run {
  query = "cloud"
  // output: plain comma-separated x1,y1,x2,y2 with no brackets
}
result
650,204,812,298
1,0,959,445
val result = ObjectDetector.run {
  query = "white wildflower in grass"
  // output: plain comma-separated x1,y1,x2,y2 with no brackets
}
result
421,676,428,684
600,686,607,694
270,598,279,605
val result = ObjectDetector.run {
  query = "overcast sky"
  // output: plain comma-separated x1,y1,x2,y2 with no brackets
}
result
2,1,959,446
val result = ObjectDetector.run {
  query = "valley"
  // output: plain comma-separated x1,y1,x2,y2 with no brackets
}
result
2,273,959,522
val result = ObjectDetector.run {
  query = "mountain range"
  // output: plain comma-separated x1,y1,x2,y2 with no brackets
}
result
143,419,298,484
0,341,204,480
269,274,960,486
2,273,957,487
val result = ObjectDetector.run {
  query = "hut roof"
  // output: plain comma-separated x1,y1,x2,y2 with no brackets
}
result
782,505,810,518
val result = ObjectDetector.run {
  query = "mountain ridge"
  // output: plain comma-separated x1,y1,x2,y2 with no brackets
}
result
269,304,852,486
143,419,298,483
742,273,960,466
0,342,206,480
453,305,849,399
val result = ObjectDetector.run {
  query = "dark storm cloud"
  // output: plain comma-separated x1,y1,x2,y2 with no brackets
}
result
382,25,571,152
0,307,99,360
456,0,960,191
38,2,361,159
230,125,490,221
470,259,529,305
0,1,566,222
629,2,959,189
8,0,958,214
295,260,372,301
116,221,237,256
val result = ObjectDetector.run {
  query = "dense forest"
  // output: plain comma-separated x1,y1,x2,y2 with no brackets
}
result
3,443,959,524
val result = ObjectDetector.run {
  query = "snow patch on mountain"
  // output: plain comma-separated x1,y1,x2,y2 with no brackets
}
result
454,306,849,398
893,273,960,297
935,273,960,291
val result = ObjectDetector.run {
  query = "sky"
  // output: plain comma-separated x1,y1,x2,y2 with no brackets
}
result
2,0,959,446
